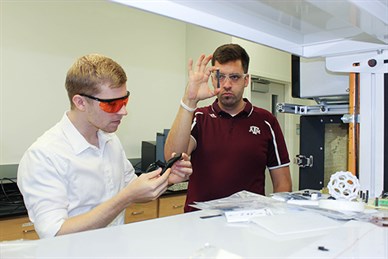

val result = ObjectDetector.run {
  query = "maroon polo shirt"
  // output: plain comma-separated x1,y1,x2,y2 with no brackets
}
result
185,98,290,212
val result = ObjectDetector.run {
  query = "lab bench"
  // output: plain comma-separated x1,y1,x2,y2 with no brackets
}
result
0,179,186,241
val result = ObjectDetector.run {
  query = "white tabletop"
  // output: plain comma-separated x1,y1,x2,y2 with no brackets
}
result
1,210,387,258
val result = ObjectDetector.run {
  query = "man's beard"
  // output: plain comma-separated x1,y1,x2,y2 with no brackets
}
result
219,94,238,108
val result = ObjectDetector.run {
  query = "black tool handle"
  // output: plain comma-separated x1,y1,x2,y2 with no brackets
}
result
160,153,182,175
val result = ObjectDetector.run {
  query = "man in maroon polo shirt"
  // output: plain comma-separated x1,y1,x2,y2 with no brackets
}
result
165,44,292,212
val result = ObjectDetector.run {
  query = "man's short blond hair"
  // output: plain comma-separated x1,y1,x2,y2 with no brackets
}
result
65,54,127,109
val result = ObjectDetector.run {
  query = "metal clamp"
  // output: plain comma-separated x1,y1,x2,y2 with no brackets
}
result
341,114,360,124
294,155,313,168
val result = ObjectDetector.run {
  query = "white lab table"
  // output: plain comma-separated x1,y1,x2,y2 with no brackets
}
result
1,210,387,258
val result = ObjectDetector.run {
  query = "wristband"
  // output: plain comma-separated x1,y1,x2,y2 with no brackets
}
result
180,99,196,112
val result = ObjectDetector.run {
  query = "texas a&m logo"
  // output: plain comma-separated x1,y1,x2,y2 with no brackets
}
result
249,126,260,135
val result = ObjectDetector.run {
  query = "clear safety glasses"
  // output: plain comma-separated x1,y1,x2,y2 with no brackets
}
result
212,72,248,85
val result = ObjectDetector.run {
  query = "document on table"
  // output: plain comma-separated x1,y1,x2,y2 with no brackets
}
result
251,211,341,235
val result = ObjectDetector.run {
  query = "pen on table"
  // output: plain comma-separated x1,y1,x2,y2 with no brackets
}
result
200,214,223,219
318,246,329,251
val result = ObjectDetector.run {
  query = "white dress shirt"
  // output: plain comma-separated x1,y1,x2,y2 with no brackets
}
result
17,112,136,238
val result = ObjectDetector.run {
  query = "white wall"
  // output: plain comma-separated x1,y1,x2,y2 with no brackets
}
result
1,1,187,164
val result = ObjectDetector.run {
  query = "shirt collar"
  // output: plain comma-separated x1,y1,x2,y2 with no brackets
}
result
60,112,113,155
211,98,253,117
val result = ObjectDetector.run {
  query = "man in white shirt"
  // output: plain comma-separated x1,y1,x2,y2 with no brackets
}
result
17,54,192,238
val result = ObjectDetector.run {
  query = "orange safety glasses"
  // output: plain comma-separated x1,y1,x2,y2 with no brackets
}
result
79,91,130,113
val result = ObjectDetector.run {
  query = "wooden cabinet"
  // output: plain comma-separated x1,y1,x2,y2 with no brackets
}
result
0,216,39,241
158,193,186,218
125,199,158,223
125,193,187,223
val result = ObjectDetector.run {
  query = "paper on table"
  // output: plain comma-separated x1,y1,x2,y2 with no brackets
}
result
251,211,341,235
225,208,273,223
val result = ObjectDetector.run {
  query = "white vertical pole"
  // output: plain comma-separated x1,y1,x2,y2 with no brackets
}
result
327,50,387,197
359,72,385,197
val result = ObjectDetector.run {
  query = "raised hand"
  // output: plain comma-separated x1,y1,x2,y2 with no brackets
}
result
185,54,220,103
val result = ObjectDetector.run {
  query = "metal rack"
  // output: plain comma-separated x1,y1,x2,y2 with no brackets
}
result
277,103,349,116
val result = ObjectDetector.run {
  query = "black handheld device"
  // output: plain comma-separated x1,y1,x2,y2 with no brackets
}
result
160,153,182,175
216,69,220,88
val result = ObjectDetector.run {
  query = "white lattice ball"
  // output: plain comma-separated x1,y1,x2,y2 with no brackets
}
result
327,171,360,201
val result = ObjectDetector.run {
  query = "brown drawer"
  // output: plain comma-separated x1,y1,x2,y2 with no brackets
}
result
125,200,158,223
158,194,186,218
0,216,39,241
